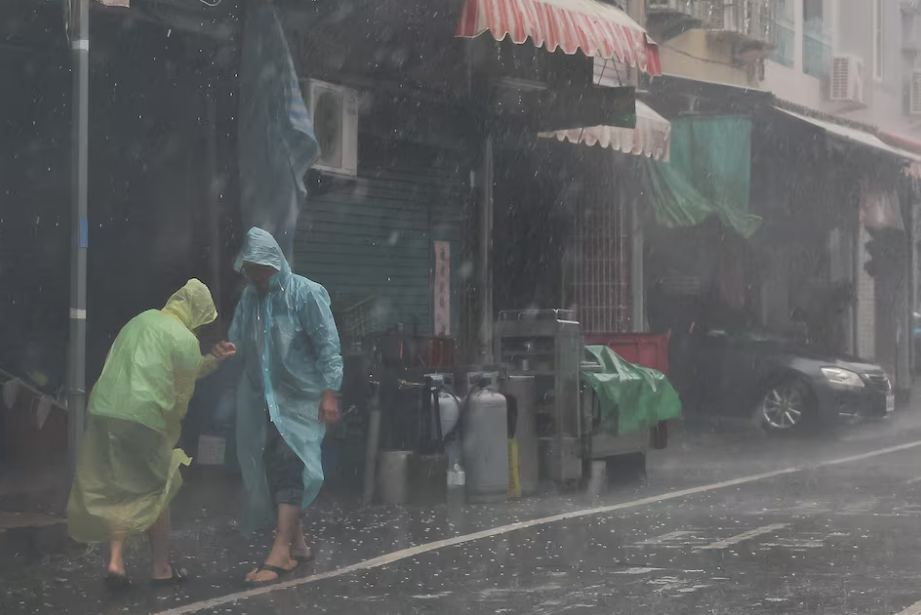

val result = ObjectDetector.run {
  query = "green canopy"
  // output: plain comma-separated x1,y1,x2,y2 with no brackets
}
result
644,116,761,238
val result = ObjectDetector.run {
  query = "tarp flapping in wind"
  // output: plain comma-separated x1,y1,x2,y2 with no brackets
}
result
644,116,761,238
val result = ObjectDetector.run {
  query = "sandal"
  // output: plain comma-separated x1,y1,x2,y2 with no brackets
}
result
245,563,296,587
104,572,132,592
151,566,189,586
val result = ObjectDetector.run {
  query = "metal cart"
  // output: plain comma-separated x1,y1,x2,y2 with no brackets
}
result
495,309,583,484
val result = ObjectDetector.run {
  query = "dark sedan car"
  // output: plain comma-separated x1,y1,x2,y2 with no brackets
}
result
675,329,894,432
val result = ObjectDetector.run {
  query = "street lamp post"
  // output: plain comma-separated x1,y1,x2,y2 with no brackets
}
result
67,0,89,478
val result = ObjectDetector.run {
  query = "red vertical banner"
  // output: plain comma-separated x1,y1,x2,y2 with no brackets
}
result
433,241,451,336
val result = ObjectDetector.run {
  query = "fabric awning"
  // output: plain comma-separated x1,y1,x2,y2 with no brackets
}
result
775,107,921,164
539,101,671,161
456,0,662,75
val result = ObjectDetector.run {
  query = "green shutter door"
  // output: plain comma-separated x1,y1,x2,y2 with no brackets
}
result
294,157,465,339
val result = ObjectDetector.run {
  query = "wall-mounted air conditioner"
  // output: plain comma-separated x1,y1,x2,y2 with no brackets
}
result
909,70,921,115
301,79,359,177
830,55,865,105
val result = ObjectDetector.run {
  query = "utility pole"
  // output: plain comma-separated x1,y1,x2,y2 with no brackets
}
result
67,0,89,478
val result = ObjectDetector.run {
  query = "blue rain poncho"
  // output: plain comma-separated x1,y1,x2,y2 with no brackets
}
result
229,228,344,530
67,279,219,543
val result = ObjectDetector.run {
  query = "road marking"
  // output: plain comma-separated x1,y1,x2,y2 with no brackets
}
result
631,530,696,547
155,438,921,615
907,476,921,484
697,523,788,550
896,599,921,615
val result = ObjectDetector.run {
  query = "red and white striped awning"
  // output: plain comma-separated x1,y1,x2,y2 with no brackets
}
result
456,0,661,76
540,100,671,161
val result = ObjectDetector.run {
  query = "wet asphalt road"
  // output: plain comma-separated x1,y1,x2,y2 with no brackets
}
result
7,412,921,615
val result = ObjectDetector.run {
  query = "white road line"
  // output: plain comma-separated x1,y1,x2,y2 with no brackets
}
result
696,523,789,550
906,476,921,484
896,599,921,615
636,530,695,545
155,438,921,615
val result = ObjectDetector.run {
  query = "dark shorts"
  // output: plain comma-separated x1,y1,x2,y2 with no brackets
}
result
263,420,305,507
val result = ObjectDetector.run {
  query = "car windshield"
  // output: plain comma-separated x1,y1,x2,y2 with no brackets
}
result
2,1,920,614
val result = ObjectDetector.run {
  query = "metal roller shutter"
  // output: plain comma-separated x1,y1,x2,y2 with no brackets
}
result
294,145,466,339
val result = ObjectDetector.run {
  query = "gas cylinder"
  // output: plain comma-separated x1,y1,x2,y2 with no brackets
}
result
462,387,509,503
438,388,462,466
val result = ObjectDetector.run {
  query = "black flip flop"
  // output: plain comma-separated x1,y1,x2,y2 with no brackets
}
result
245,563,296,587
151,566,189,587
104,572,132,592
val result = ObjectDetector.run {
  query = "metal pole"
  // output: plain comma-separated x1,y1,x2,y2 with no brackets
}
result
206,96,222,314
67,0,90,478
361,382,381,507
477,136,494,363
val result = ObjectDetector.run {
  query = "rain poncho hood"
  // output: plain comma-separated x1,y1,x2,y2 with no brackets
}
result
161,278,219,332
230,227,344,531
67,280,218,543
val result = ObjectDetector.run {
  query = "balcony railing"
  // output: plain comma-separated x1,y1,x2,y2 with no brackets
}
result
647,0,773,46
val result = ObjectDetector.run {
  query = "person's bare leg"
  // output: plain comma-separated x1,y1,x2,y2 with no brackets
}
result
245,504,299,583
147,507,173,579
108,537,127,577
290,517,311,560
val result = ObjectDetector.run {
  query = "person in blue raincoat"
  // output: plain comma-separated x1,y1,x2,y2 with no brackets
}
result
228,227,343,585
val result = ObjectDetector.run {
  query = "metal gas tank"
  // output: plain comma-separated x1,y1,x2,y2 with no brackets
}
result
462,388,509,503
438,389,462,467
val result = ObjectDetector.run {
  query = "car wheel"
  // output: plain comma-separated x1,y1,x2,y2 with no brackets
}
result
758,378,814,433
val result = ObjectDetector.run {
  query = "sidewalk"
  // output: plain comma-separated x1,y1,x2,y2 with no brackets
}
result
0,462,246,570
0,461,70,567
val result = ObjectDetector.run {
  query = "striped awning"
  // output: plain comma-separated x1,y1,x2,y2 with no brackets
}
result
456,0,662,75
540,101,671,161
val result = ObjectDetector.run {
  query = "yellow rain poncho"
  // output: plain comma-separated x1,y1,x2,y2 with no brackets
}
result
66,279,219,543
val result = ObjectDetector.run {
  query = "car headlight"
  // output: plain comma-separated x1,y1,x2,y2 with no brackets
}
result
821,367,864,388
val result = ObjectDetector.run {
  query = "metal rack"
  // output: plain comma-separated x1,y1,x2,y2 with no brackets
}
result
494,309,583,484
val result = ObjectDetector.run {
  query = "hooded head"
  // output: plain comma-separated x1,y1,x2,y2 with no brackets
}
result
161,279,219,332
235,227,290,293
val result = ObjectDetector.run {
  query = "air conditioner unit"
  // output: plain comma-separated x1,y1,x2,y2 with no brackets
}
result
301,79,359,177
910,70,921,115
830,55,865,105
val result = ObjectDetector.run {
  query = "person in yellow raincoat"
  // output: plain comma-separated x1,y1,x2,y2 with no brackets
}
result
66,279,236,589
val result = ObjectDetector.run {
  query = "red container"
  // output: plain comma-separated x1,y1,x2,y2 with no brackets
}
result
584,333,669,376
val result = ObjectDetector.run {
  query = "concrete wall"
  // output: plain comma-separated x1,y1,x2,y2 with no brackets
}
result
835,0,916,135
657,29,757,86
763,61,823,108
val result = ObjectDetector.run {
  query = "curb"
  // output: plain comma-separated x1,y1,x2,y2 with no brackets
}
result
0,518,73,567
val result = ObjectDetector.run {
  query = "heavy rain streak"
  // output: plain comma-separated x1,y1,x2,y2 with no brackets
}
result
5,0,921,614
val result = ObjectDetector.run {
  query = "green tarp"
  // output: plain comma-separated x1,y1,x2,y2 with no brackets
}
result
582,345,682,436
644,116,762,238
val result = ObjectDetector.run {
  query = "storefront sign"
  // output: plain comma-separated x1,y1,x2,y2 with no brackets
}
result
433,241,451,336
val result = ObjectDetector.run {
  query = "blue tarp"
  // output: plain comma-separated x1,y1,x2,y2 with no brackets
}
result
238,0,320,259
